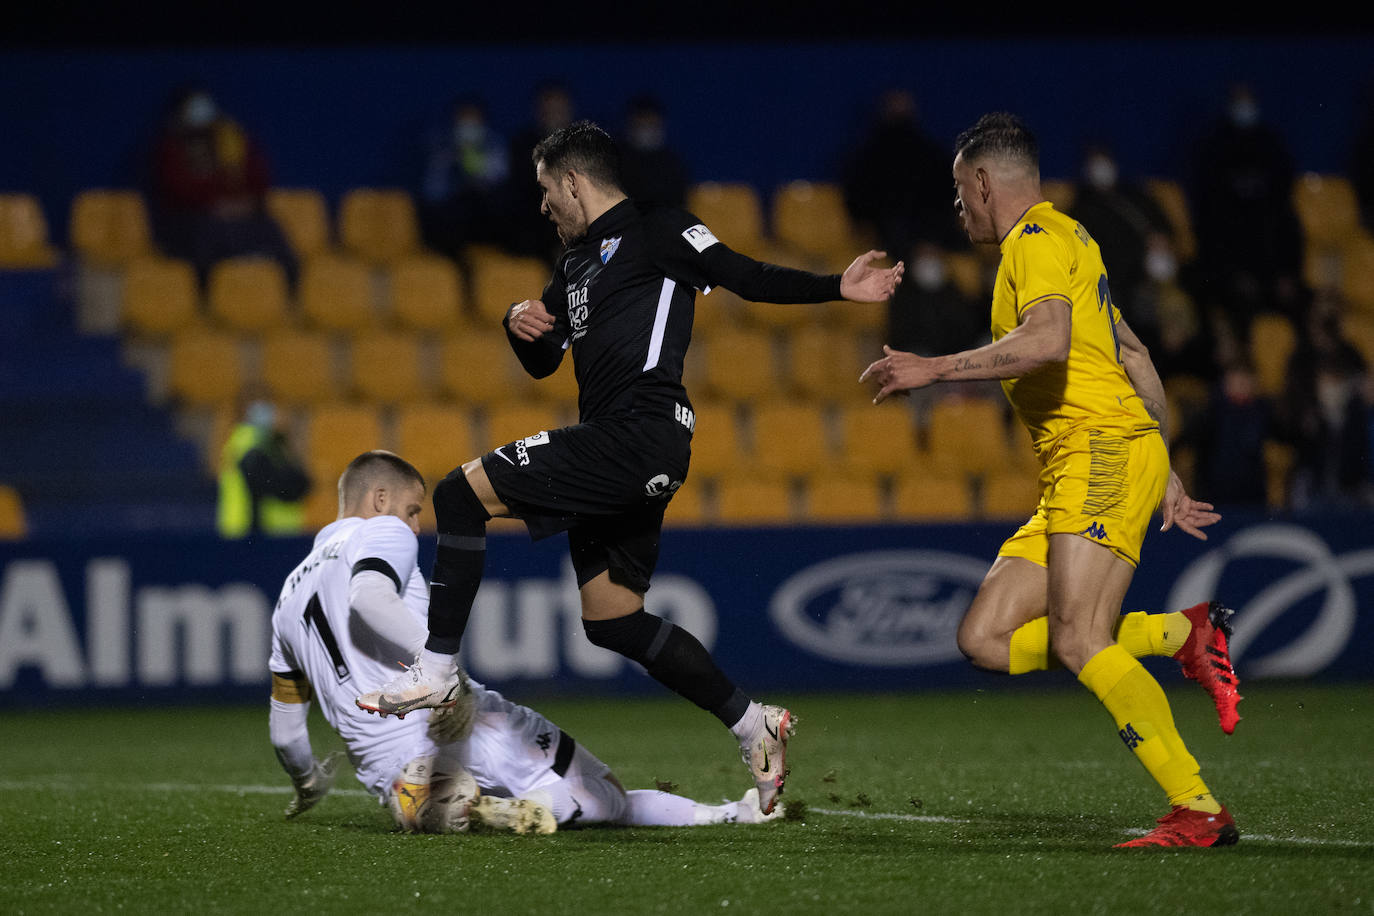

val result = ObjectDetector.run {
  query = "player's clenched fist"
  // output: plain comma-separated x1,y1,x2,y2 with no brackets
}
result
507,299,556,341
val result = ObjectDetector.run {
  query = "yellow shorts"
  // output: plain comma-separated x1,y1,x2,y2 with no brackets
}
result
997,427,1168,569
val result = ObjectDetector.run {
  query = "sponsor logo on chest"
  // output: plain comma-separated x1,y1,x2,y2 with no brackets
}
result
567,281,590,340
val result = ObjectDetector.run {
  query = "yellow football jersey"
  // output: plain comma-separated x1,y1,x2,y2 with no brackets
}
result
991,201,1156,462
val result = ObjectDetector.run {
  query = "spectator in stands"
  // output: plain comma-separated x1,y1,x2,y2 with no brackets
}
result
417,96,512,260
149,84,298,287
889,242,987,358
1182,357,1273,508
617,95,689,209
1128,233,1217,386
1068,141,1174,317
1277,290,1373,511
1352,82,1374,235
505,80,576,263
841,88,962,256
1189,81,1307,346
218,387,312,539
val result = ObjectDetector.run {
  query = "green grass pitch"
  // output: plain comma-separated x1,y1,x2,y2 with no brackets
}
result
3,681,1371,914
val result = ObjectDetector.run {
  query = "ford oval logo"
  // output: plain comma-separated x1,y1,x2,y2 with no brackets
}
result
768,550,989,666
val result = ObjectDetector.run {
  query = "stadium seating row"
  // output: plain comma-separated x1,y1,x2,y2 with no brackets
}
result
0,484,26,539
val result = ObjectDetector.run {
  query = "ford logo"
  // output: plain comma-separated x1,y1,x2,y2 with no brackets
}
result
768,550,990,666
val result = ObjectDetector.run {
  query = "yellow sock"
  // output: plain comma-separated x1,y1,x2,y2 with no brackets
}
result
1078,644,1220,813
1008,617,1055,674
1112,611,1190,658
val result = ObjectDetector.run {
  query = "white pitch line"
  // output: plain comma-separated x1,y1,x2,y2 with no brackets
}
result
1,781,1368,848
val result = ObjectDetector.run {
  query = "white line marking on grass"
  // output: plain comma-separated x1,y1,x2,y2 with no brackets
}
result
1,781,1367,848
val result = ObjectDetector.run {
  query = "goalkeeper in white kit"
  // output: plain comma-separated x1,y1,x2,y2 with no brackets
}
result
269,450,781,833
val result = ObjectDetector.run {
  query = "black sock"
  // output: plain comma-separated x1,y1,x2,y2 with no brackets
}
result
583,610,751,726
425,472,491,654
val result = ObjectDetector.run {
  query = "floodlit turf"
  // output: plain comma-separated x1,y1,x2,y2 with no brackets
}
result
2,681,1371,914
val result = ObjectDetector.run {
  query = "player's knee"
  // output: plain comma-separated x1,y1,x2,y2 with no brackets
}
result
582,610,661,661
956,615,1003,670
433,469,489,531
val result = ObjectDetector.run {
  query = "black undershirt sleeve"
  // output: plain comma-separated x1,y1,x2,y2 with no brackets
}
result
504,267,571,379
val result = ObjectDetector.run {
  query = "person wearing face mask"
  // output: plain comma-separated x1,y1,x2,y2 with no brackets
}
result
149,84,298,287
1068,143,1174,325
417,96,512,260
617,95,689,210
890,242,988,362
217,385,312,539
1189,82,1307,346
1128,233,1215,387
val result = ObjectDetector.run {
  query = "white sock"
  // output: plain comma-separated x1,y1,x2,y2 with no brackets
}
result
419,648,457,674
729,701,763,741
624,790,740,826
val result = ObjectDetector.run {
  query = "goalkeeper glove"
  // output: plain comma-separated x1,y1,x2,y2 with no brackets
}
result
285,751,345,819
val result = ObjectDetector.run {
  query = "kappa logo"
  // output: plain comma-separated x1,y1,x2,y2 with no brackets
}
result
1081,522,1109,541
536,731,552,755
1019,224,1045,237
1119,723,1144,750
600,236,621,264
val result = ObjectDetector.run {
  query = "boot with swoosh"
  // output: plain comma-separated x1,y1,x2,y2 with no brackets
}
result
739,705,795,815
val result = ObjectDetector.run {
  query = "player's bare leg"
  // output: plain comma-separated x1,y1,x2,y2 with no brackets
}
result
957,556,1049,672
357,459,508,718
579,572,795,815
1045,533,1237,848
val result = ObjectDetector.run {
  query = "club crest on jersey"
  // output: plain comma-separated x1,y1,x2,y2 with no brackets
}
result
600,236,621,264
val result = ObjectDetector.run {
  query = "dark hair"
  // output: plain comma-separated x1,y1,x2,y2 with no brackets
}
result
339,450,426,508
955,112,1039,171
531,120,623,191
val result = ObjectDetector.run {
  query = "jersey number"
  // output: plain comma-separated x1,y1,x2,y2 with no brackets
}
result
1097,274,1123,364
304,593,350,681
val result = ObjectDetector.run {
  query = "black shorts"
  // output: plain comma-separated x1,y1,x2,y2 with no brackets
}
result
481,413,692,594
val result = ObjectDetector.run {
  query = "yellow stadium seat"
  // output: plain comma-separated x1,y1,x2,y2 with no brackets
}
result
686,182,767,256
1263,439,1295,512
662,481,708,527
1343,314,1374,367
0,193,60,268
393,402,477,486
299,254,378,331
785,326,870,401
437,330,529,406
207,256,291,332
260,329,337,405
771,181,863,269
715,474,793,525
167,329,243,407
0,484,27,539
693,287,744,332
530,359,580,409
303,403,387,481
348,330,430,404
945,251,987,301
926,396,1012,478
750,402,833,477
467,250,551,326
891,472,974,521
698,328,778,402
688,402,745,478
1041,179,1075,213
1250,313,1297,397
302,462,343,531
120,256,201,337
804,473,885,523
1144,178,1198,262
388,254,469,331
980,468,1041,520
1293,174,1361,248
837,401,922,477
266,188,332,260
481,403,567,451
69,189,156,266
1340,235,1374,315
338,187,422,265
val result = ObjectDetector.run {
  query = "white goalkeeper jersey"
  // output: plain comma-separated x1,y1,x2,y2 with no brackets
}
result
269,515,434,797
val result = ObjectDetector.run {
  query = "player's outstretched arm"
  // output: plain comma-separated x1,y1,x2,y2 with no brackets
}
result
1160,470,1222,541
839,250,905,302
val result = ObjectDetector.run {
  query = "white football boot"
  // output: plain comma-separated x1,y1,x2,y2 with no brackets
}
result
734,787,785,824
356,657,464,719
468,793,557,835
738,705,795,815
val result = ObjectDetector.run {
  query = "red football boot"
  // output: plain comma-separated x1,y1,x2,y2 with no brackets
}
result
1115,805,1240,848
1174,601,1243,734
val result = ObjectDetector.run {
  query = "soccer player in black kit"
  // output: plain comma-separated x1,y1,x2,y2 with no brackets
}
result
359,121,904,813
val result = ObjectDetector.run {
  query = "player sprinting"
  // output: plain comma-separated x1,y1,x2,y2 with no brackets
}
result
355,121,905,815
861,112,1242,848
271,451,786,833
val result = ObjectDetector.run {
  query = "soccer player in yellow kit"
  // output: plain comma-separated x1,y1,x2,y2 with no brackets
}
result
862,112,1242,848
